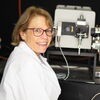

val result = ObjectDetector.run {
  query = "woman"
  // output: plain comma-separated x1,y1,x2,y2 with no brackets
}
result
0,6,61,100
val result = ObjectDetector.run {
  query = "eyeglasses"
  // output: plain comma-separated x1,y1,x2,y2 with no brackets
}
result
26,28,55,37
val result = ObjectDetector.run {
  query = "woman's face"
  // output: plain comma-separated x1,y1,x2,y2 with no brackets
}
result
20,16,52,55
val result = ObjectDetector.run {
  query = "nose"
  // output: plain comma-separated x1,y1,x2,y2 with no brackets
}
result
41,31,48,38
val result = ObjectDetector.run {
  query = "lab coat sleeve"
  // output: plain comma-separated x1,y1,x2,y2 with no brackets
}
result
0,82,15,100
0,60,50,100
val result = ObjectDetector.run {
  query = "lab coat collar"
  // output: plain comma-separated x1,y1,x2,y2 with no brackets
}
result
18,41,47,64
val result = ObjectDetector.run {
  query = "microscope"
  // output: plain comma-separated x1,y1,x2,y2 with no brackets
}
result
91,26,100,52
54,5,96,54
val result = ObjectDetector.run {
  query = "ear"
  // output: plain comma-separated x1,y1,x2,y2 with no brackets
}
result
19,31,26,40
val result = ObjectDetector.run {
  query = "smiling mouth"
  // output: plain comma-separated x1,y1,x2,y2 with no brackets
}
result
37,42,48,46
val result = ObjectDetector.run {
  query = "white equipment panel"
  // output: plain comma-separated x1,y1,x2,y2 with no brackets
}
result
54,5,96,49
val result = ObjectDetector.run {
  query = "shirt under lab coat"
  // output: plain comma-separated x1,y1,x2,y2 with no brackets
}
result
0,41,61,100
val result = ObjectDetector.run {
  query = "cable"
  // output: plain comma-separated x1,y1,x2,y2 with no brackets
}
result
56,73,67,80
57,36,70,80
91,92,100,100
18,0,22,17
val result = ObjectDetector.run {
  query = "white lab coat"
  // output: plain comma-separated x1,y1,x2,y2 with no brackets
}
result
0,41,61,100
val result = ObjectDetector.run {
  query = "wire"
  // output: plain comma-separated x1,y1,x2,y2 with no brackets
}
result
0,56,8,60
56,73,67,80
18,0,22,17
57,36,70,80
91,92,100,100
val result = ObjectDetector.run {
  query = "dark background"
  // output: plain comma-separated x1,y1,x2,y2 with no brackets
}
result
0,0,100,57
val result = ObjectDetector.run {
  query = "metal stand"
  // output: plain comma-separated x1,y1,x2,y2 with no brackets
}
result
46,47,97,81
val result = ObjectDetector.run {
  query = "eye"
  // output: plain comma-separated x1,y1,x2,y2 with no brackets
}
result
34,28,42,33
46,29,52,33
